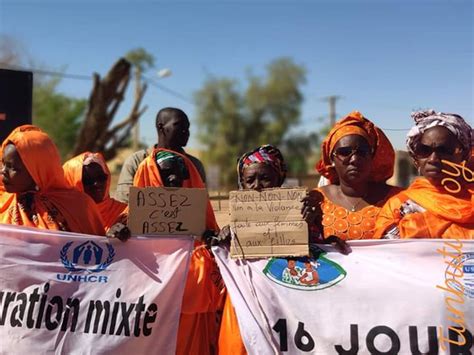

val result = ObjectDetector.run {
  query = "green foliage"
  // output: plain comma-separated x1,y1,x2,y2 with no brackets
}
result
194,58,307,188
125,48,155,72
33,78,87,159
281,132,320,175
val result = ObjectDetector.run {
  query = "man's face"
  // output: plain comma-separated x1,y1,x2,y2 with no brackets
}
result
160,116,190,148
287,260,296,269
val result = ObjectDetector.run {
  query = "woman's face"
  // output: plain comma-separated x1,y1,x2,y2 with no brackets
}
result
82,163,108,203
1,144,36,193
331,134,373,185
241,163,280,190
413,126,464,186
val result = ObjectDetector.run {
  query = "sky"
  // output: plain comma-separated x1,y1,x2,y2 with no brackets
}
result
0,0,472,151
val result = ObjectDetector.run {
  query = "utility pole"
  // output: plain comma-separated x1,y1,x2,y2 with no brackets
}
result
132,67,141,151
321,95,342,127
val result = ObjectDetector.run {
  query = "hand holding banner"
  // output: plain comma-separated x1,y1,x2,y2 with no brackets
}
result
0,224,193,354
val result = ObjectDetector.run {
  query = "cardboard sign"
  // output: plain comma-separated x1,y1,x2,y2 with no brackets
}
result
128,187,207,237
229,187,309,259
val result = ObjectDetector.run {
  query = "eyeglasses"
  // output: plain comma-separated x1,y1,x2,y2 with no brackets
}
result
332,146,373,160
413,144,462,159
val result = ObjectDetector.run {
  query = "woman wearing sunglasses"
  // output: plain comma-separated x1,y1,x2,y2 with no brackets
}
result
374,110,473,239
311,111,401,240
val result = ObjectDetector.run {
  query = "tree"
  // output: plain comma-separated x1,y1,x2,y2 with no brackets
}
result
281,132,320,175
194,58,306,188
33,78,87,158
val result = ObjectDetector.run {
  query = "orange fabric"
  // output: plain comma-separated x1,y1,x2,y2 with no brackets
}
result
317,186,401,240
316,111,395,184
329,125,370,153
218,295,247,355
134,148,219,231
0,126,105,235
133,147,223,355
63,152,127,232
0,147,3,194
374,178,474,239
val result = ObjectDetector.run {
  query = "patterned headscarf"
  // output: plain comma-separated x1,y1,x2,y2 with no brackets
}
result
317,111,395,183
237,144,287,188
155,150,190,180
406,110,472,161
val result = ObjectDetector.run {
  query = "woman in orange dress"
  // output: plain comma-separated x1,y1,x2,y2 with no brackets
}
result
312,111,401,240
0,125,104,235
63,152,127,233
374,110,474,238
133,148,223,355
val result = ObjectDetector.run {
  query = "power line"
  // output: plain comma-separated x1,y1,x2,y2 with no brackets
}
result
142,76,193,104
0,63,92,80
0,63,193,103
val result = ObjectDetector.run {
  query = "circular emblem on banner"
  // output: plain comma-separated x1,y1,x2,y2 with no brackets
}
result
60,240,115,273
263,250,346,291
445,252,474,299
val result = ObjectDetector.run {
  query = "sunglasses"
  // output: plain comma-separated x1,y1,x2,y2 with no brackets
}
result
413,144,462,159
332,146,373,160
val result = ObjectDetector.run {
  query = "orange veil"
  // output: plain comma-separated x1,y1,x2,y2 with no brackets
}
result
0,126,104,235
63,152,127,232
317,111,395,183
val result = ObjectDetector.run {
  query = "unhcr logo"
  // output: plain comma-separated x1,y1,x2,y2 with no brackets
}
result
56,240,115,283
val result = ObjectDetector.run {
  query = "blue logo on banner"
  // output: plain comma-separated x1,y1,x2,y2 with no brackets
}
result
60,240,115,273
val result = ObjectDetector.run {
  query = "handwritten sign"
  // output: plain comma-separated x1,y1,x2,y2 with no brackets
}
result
229,187,309,259
128,187,207,238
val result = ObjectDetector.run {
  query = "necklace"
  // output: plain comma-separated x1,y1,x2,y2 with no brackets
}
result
339,187,368,212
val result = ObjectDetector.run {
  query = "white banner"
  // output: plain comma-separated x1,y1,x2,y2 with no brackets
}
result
0,224,193,355
213,240,474,355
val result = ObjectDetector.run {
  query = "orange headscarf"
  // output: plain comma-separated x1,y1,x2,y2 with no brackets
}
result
63,152,127,232
134,147,219,231
317,111,395,183
0,125,105,235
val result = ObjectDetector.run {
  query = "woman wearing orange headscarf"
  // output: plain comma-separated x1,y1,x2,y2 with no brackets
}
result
134,148,223,355
312,111,401,240
374,110,474,239
0,125,104,235
63,152,127,232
